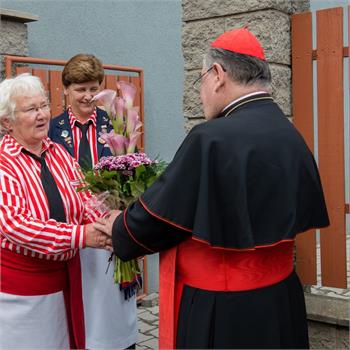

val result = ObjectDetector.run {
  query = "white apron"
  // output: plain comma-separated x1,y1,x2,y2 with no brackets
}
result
80,248,138,349
0,291,70,350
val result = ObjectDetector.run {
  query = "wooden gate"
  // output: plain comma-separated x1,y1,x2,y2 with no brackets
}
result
292,6,349,288
5,55,148,296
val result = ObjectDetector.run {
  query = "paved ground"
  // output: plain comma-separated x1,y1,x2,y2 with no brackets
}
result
136,293,159,350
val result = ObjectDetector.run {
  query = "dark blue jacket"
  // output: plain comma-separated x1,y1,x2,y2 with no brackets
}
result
49,107,113,159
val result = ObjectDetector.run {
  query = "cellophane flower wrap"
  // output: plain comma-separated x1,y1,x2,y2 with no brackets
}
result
83,81,166,299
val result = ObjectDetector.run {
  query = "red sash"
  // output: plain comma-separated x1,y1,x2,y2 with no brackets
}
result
0,248,85,349
159,238,294,349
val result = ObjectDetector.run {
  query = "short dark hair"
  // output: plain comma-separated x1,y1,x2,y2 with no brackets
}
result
62,54,104,87
204,48,271,90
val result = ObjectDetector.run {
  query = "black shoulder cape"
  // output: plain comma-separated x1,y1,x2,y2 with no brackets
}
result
141,95,329,249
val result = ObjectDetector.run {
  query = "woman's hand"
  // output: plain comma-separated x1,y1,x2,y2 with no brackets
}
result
93,210,122,237
85,223,113,250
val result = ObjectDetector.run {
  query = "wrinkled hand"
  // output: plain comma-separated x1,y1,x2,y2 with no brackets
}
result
93,210,122,238
85,223,113,250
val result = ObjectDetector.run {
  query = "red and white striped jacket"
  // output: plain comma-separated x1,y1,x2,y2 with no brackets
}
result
0,134,101,260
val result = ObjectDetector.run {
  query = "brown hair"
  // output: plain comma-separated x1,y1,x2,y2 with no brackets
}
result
62,54,104,87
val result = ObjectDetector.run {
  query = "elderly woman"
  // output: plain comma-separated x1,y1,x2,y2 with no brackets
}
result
0,73,111,349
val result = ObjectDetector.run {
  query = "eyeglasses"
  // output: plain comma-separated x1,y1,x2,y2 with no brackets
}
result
193,66,214,92
14,103,51,117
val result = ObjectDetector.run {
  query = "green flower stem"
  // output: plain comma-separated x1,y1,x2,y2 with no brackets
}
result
114,257,141,285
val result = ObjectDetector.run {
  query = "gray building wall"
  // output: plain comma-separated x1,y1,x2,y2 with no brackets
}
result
1,0,185,292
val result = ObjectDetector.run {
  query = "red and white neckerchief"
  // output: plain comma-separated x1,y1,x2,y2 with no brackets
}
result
0,135,102,260
68,107,98,166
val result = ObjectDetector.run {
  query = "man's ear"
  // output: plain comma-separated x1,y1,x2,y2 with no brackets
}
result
63,86,69,96
212,63,226,93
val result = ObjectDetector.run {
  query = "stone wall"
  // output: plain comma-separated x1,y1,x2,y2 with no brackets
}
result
182,0,309,130
0,8,38,79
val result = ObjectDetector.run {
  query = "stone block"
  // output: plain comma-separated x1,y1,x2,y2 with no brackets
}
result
139,337,159,349
0,20,28,56
291,0,310,13
308,320,337,349
137,307,147,315
138,311,158,323
140,292,158,307
182,0,310,21
182,18,225,70
137,333,153,344
270,63,291,116
184,118,205,133
148,305,159,315
135,346,148,350
138,320,157,333
0,56,5,80
225,10,290,65
183,69,203,120
308,320,349,350
149,328,159,337
305,293,350,327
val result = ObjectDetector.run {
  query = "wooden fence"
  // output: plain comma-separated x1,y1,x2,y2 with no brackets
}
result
5,55,148,296
292,6,349,288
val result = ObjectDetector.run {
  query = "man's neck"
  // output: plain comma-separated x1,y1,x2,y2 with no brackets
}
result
222,86,269,109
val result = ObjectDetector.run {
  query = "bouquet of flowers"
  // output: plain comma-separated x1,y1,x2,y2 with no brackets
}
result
83,81,165,299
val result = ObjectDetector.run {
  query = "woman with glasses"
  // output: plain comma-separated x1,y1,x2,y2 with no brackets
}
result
0,73,111,349
49,54,138,350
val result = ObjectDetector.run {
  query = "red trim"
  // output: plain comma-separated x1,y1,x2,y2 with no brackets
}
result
140,197,297,252
123,209,155,253
192,235,296,251
159,247,177,350
139,197,192,232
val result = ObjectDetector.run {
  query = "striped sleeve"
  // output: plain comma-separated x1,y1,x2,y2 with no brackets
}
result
0,163,84,255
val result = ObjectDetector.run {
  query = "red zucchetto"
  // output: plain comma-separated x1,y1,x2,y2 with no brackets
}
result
211,28,266,60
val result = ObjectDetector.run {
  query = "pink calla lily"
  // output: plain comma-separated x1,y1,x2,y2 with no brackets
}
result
92,89,116,117
112,97,125,134
99,131,126,156
127,131,142,154
93,83,142,153
126,107,142,136
118,81,136,109
115,97,125,120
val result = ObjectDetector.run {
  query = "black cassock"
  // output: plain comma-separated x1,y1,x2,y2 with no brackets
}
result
111,93,329,349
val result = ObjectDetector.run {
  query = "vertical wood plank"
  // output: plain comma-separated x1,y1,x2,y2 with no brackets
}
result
317,7,346,288
105,74,118,90
118,75,130,83
15,66,30,75
49,70,64,118
292,12,317,285
32,68,49,93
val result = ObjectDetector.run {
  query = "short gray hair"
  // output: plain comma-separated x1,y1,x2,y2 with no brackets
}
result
204,48,272,91
0,73,46,136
